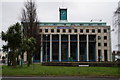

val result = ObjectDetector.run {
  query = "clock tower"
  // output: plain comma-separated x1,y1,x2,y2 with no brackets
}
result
59,8,67,21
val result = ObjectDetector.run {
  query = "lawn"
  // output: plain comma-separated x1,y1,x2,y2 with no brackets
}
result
2,64,120,76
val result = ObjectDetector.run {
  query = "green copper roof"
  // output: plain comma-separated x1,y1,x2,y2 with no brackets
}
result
39,22,106,26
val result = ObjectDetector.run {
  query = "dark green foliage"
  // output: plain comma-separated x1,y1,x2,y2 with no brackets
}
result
21,37,36,66
21,0,40,66
1,22,36,67
1,23,22,67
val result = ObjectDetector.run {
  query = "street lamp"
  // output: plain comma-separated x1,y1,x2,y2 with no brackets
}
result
46,34,48,62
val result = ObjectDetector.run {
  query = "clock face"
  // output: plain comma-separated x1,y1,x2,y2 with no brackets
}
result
61,11,65,15
62,11,65,14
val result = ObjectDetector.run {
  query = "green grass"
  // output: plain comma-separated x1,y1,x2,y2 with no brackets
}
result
2,64,120,76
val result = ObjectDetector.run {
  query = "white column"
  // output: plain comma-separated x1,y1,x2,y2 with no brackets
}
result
59,34,61,62
101,35,104,61
40,34,43,62
86,35,89,61
77,34,80,61
50,34,52,62
96,35,98,61
68,34,70,58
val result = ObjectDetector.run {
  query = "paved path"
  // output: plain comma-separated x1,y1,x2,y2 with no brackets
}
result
1,77,120,80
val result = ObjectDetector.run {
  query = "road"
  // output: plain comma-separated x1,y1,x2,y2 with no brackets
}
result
1,77,120,80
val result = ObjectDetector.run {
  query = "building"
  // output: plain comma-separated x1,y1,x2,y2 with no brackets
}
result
35,8,111,62
113,1,120,51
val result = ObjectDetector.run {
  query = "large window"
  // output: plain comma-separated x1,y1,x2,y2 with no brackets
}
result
52,42,59,61
89,42,96,61
70,42,77,60
98,50,101,62
61,35,68,41
80,42,86,61
104,50,108,61
79,35,86,41
52,35,59,61
61,35,68,61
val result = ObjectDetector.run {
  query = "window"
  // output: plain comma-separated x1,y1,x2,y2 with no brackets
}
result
104,29,107,33
92,29,95,33
51,29,54,32
98,29,101,33
74,29,77,33
86,29,89,33
104,36,107,40
98,43,101,46
104,43,107,46
57,29,60,33
80,29,83,33
98,36,101,40
63,29,66,33
39,29,42,32
104,50,108,61
98,50,101,62
45,29,48,32
69,29,72,33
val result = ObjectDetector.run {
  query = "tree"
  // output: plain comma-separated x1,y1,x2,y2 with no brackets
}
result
21,0,38,38
1,23,21,66
1,22,36,67
21,0,41,65
22,37,36,66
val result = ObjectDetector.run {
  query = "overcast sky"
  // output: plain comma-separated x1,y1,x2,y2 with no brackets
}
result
0,0,120,51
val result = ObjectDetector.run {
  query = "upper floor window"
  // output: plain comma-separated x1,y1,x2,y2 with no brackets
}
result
57,29,60,33
80,29,83,33
74,29,77,33
45,29,48,33
98,29,101,33
39,29,42,32
63,29,66,33
104,36,107,40
69,29,72,33
86,29,89,33
104,29,107,33
104,43,107,46
92,29,95,33
51,29,54,33
98,36,101,40
98,43,101,46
